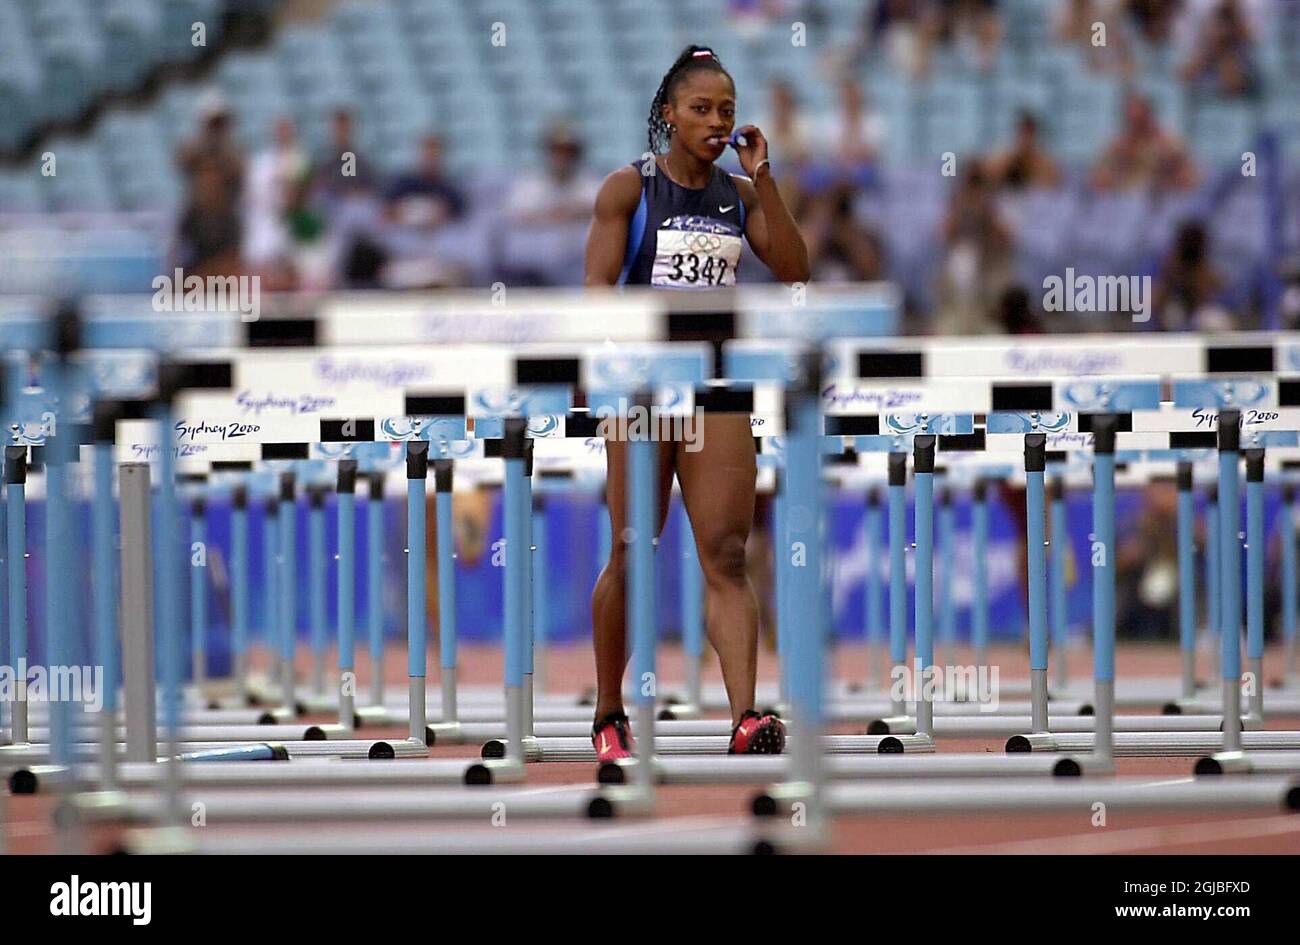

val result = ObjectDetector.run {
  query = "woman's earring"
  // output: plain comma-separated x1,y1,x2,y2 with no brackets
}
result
667,123,676,135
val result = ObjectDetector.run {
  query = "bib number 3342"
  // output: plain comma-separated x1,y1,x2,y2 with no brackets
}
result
651,230,742,288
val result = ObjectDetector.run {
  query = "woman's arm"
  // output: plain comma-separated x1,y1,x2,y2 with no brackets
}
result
584,165,644,286
731,125,811,284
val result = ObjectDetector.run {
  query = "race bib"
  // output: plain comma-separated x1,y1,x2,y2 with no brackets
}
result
650,217,742,288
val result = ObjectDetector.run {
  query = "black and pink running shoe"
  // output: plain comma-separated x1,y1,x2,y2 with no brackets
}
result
729,710,786,754
592,711,636,762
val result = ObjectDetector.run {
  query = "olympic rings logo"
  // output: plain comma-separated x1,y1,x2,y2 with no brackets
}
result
684,232,723,254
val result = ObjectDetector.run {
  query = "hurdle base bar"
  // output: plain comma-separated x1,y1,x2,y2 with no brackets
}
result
24,705,299,726
54,789,140,829
117,818,780,855
655,702,703,721
61,784,610,826
873,713,1253,737
480,733,936,764
1006,730,1300,757
295,692,339,715
13,756,526,794
463,755,528,786
844,699,1092,723
1195,750,1300,776
597,750,1085,786
594,782,656,818
0,737,426,768
447,718,745,743
748,780,830,831
6,722,383,745
765,775,1300,815
1170,692,1287,715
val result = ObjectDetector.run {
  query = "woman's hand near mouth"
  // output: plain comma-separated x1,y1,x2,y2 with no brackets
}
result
729,124,769,179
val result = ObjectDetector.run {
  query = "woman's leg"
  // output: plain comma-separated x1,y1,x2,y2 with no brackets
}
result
675,414,759,727
747,492,777,650
591,436,675,721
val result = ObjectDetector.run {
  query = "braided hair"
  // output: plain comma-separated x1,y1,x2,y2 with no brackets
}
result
646,45,734,154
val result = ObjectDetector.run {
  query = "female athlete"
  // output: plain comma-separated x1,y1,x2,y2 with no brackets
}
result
583,45,810,761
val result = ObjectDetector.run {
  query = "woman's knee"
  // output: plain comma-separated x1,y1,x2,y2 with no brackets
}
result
600,545,628,580
700,531,749,584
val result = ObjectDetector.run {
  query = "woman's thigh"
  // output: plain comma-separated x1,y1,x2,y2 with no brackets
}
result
674,414,757,554
602,437,676,541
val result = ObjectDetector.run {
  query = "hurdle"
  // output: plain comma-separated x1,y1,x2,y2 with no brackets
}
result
11,289,1300,854
831,340,1291,744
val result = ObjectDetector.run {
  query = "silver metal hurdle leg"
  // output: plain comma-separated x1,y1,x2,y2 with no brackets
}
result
1049,471,1070,694
307,483,328,700
1176,462,1198,701
189,492,208,689
337,460,358,730
887,452,908,719
1024,434,1050,734
973,477,991,683
1243,449,1265,724
913,436,937,740
1218,413,1244,756
366,473,386,708
6,446,29,745
90,423,119,792
1090,416,1118,771
405,442,430,746
1282,483,1297,685
119,463,157,765
469,420,529,785
277,473,297,714
432,459,461,737
522,441,535,740
231,484,250,706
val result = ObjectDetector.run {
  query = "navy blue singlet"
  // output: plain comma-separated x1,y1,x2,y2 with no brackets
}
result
618,161,746,288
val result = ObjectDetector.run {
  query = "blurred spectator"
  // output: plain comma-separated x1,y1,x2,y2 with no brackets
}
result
175,92,245,276
176,163,244,277
986,112,1062,190
1123,0,1185,45
1152,220,1232,329
311,108,379,205
727,0,798,38
935,159,1015,334
1090,92,1198,193
1179,0,1257,97
925,0,1002,75
379,133,471,288
817,75,884,182
384,134,465,229
506,123,598,227
993,284,1044,334
861,0,930,78
758,78,813,178
500,122,600,285
802,186,885,283
310,108,385,289
861,0,1000,78
1053,0,1133,76
178,92,244,201
243,116,310,287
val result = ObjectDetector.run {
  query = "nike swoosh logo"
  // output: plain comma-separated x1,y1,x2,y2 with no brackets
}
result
599,734,609,753
719,204,735,213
